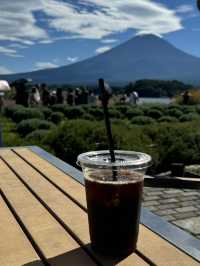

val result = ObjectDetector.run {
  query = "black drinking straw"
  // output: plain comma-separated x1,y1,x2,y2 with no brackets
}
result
99,78,117,181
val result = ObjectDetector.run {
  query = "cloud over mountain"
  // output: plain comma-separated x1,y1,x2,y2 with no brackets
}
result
0,0,182,45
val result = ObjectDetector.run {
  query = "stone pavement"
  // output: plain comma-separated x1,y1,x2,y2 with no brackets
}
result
143,187,200,240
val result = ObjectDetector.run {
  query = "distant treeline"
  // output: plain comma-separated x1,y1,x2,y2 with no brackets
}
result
48,79,194,98
124,80,194,98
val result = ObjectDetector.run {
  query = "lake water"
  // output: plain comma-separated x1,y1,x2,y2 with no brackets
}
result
138,97,172,105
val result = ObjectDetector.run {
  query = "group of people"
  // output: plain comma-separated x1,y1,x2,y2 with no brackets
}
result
66,88,96,106
12,79,97,107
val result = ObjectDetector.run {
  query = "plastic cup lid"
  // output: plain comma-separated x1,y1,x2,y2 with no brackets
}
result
77,150,152,170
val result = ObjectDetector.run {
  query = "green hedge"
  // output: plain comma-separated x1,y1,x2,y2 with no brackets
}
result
13,108,45,123
17,119,55,136
131,116,155,125
44,119,151,167
49,112,64,124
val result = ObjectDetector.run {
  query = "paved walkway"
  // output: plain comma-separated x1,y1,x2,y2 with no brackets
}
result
143,187,200,240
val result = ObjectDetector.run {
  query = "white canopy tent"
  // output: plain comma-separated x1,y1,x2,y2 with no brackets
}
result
0,80,11,92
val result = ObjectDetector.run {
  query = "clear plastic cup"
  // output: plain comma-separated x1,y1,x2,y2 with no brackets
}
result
77,150,151,257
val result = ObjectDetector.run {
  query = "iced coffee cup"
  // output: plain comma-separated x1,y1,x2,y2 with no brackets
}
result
77,150,151,257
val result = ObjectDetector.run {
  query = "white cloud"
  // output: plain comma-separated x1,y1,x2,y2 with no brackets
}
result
0,66,13,74
44,0,182,38
35,62,58,70
0,0,48,44
96,46,111,54
0,0,183,45
176,5,194,14
0,46,23,57
101,39,118,44
67,57,78,63
8,43,28,49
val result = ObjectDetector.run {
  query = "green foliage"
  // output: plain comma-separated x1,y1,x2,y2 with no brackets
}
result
109,108,123,119
179,113,200,122
165,108,183,118
181,106,196,114
115,105,131,114
126,108,144,119
17,119,55,136
40,107,52,119
51,104,66,113
146,109,163,119
0,115,26,147
158,116,178,123
155,123,200,172
49,112,64,124
88,107,104,120
44,119,152,167
64,107,85,119
26,129,49,142
125,79,192,97
131,116,155,125
13,108,44,123
4,105,24,119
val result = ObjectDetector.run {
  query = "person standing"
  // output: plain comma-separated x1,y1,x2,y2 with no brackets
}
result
56,88,64,104
29,86,41,106
41,83,50,106
66,89,74,106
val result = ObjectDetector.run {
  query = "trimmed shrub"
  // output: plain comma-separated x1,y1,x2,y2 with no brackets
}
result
146,109,163,119
131,116,155,125
25,129,49,142
51,104,66,113
158,116,178,123
17,119,55,136
195,105,200,114
181,106,196,114
165,108,183,118
126,108,144,119
4,105,24,119
179,113,200,122
109,109,123,119
40,107,52,119
44,119,152,167
115,105,132,115
155,124,200,172
64,107,85,119
13,108,44,123
141,104,164,115
88,107,104,120
167,104,182,110
81,113,95,121
49,112,64,124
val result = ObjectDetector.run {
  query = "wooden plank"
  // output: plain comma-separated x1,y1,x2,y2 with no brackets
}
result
1,149,148,265
13,147,87,208
138,226,199,266
0,195,43,266
0,157,97,266
13,147,200,265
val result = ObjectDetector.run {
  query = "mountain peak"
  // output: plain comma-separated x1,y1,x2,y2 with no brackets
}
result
1,34,200,85
135,33,162,39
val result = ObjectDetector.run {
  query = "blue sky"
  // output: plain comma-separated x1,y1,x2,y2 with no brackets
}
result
0,0,200,75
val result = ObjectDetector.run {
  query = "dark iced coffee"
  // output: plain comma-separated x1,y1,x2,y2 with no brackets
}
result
78,151,151,257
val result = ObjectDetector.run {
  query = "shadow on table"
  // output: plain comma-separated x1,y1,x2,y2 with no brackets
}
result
23,244,131,266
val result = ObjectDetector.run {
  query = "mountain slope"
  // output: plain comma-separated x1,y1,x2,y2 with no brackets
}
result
1,34,200,85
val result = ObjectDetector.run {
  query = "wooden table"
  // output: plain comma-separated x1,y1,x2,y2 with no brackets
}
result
0,147,200,266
